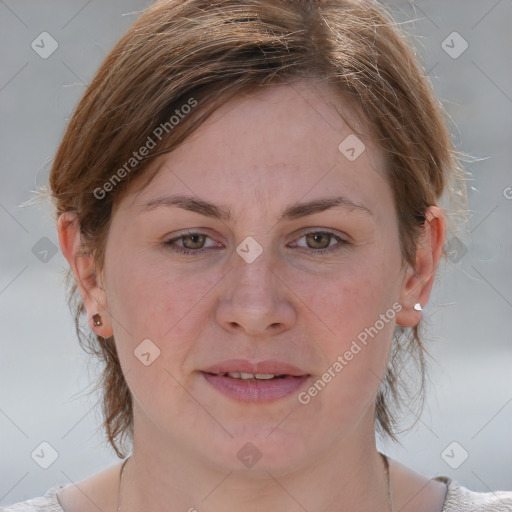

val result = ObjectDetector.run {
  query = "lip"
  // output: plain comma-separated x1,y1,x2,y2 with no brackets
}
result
202,372,310,402
202,359,308,377
200,359,310,403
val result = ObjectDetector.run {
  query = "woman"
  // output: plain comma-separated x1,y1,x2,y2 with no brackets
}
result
4,0,511,510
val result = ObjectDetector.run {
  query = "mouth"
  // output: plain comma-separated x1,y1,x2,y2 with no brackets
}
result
200,360,310,402
205,371,293,380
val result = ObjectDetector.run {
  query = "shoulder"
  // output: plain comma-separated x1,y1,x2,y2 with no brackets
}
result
1,461,123,512
1,485,66,512
437,476,512,511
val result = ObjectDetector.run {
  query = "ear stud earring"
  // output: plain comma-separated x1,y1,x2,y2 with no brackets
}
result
92,313,103,326
413,303,422,312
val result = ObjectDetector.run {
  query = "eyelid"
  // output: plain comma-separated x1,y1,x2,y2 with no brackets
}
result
293,232,340,245
165,229,221,248
289,227,348,243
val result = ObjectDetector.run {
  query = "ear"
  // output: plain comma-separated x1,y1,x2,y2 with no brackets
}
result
57,212,113,338
395,206,446,327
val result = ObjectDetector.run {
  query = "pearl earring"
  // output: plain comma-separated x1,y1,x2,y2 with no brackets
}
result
413,303,422,311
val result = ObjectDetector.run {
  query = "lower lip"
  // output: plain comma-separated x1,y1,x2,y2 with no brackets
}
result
201,372,310,403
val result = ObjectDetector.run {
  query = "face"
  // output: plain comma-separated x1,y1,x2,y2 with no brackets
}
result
100,81,411,473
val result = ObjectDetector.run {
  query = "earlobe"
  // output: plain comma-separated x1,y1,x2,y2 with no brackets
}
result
57,212,114,338
395,206,446,327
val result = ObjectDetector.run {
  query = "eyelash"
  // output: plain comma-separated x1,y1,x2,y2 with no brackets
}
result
163,230,350,256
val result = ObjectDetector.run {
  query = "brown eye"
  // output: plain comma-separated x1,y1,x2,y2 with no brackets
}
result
305,232,335,249
164,231,222,255
181,233,207,249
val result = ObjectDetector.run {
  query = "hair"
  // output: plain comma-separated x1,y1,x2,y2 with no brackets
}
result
49,0,466,457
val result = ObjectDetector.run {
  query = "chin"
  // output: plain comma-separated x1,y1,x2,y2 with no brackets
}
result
193,421,320,476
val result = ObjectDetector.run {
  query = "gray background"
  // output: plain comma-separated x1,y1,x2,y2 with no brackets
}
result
1,0,511,506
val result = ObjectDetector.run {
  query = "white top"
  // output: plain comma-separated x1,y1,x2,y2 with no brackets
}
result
2,477,512,511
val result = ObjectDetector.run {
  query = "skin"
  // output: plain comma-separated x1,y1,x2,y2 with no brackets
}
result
57,80,447,512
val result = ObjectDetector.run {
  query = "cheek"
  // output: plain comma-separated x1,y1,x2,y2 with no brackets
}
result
103,243,226,369
289,245,400,348
289,247,400,419
103,246,230,423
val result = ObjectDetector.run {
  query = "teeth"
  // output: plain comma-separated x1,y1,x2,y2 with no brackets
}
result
225,372,279,380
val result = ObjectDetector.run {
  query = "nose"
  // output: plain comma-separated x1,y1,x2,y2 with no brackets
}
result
215,250,297,337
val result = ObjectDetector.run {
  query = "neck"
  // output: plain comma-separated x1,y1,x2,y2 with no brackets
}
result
118,408,391,512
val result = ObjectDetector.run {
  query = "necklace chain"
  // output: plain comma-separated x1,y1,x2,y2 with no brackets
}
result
383,452,394,512
117,457,128,512
117,453,393,512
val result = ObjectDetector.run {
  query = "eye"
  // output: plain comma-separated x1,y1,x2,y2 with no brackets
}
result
164,232,219,254
304,232,335,249
163,230,350,256
179,233,207,250
291,231,349,255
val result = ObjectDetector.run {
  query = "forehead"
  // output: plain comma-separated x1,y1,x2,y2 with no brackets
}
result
124,80,389,215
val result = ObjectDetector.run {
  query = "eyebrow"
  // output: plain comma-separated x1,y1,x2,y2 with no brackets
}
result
138,194,373,221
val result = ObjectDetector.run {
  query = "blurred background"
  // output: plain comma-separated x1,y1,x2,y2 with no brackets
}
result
1,0,511,506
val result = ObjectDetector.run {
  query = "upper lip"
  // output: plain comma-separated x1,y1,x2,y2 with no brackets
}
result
202,359,309,376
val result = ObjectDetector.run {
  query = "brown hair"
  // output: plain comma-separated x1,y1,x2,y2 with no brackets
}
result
49,0,465,457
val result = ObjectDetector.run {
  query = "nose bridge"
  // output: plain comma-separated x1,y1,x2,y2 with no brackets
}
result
216,237,296,335
231,240,277,305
